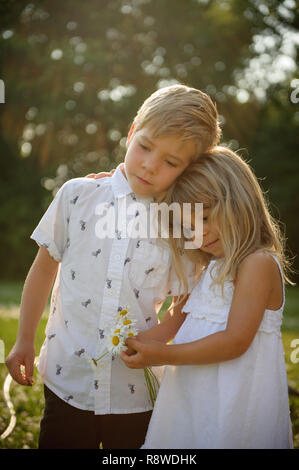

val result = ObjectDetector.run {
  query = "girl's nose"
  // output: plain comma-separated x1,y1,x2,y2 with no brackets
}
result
202,222,209,235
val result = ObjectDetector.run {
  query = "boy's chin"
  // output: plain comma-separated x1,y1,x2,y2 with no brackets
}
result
132,187,157,199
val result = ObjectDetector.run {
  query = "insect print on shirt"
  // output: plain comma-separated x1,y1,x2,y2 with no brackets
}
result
64,320,69,327
64,395,73,402
92,248,101,257
131,193,137,201
70,195,79,205
128,384,135,394
66,216,70,224
47,334,56,340
66,238,70,248
145,267,154,275
52,306,56,315
124,257,131,265
145,317,152,323
74,348,85,357
94,380,99,390
106,279,112,289
136,240,141,248
80,220,86,231
56,364,62,375
98,329,105,339
135,210,139,217
71,269,76,280
133,288,139,299
81,299,91,308
115,229,122,240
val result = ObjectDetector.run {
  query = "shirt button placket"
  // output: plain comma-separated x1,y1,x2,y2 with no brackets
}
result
95,234,130,414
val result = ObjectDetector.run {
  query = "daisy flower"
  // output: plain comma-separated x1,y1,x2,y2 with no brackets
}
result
107,328,127,355
90,306,159,406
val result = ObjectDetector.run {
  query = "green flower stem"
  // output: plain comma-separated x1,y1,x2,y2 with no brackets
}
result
92,351,109,366
144,367,159,407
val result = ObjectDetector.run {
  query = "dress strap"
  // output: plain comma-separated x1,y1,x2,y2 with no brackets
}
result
268,253,285,310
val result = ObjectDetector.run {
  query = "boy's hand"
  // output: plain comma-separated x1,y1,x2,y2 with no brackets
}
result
121,337,167,369
85,163,124,179
86,170,115,179
5,341,35,386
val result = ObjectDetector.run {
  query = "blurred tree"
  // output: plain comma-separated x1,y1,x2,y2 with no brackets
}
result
0,0,298,279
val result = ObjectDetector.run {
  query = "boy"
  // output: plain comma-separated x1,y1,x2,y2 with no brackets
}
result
6,84,221,449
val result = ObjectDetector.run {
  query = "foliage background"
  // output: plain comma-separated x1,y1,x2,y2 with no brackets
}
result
0,0,298,281
0,0,298,450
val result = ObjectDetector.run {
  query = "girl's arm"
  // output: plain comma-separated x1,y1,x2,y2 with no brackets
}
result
121,252,276,368
5,246,58,385
137,295,189,344
124,295,189,356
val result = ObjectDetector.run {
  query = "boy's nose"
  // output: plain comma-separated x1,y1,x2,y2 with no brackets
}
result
142,154,160,174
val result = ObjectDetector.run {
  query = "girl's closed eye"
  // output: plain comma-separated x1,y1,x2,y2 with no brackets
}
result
166,160,177,167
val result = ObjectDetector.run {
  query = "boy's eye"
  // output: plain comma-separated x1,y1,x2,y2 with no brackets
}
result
139,143,150,151
166,161,177,167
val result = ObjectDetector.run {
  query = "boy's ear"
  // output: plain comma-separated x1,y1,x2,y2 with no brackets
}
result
126,122,135,147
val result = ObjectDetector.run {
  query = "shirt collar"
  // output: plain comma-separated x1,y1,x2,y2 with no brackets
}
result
111,164,155,203
111,164,133,199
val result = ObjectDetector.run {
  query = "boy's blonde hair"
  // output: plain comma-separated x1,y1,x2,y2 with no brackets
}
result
162,146,294,303
132,84,221,156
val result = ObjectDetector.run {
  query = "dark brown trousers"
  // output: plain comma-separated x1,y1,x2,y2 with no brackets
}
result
38,385,152,449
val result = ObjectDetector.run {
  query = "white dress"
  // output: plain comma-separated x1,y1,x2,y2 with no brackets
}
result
142,256,293,449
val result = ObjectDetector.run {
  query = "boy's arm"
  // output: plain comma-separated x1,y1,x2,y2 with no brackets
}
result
5,247,58,386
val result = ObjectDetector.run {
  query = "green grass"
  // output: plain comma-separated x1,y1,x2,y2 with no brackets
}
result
0,282,298,449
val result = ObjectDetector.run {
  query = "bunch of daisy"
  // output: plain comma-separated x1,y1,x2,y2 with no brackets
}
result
107,308,138,355
92,307,159,406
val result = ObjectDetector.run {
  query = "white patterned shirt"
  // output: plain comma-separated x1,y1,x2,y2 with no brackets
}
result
31,164,195,414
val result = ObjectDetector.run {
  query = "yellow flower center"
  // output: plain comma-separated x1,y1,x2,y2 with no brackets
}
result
128,332,134,337
123,320,131,325
114,329,120,334
112,336,120,346
119,309,128,316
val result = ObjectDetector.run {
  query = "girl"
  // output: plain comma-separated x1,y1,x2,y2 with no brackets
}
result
121,146,294,449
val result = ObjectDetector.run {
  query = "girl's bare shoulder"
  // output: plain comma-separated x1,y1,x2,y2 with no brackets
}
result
237,250,278,281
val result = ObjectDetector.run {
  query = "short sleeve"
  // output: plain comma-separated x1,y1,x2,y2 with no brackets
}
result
165,253,196,297
30,180,73,262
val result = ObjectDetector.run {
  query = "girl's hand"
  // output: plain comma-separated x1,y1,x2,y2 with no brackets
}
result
120,337,167,369
85,162,124,179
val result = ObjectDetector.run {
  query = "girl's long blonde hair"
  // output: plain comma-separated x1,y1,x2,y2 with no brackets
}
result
162,146,294,304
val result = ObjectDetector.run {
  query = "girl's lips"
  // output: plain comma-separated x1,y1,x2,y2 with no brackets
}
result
205,239,219,248
136,175,152,185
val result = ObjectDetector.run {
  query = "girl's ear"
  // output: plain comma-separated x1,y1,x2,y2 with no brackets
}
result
126,122,135,147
